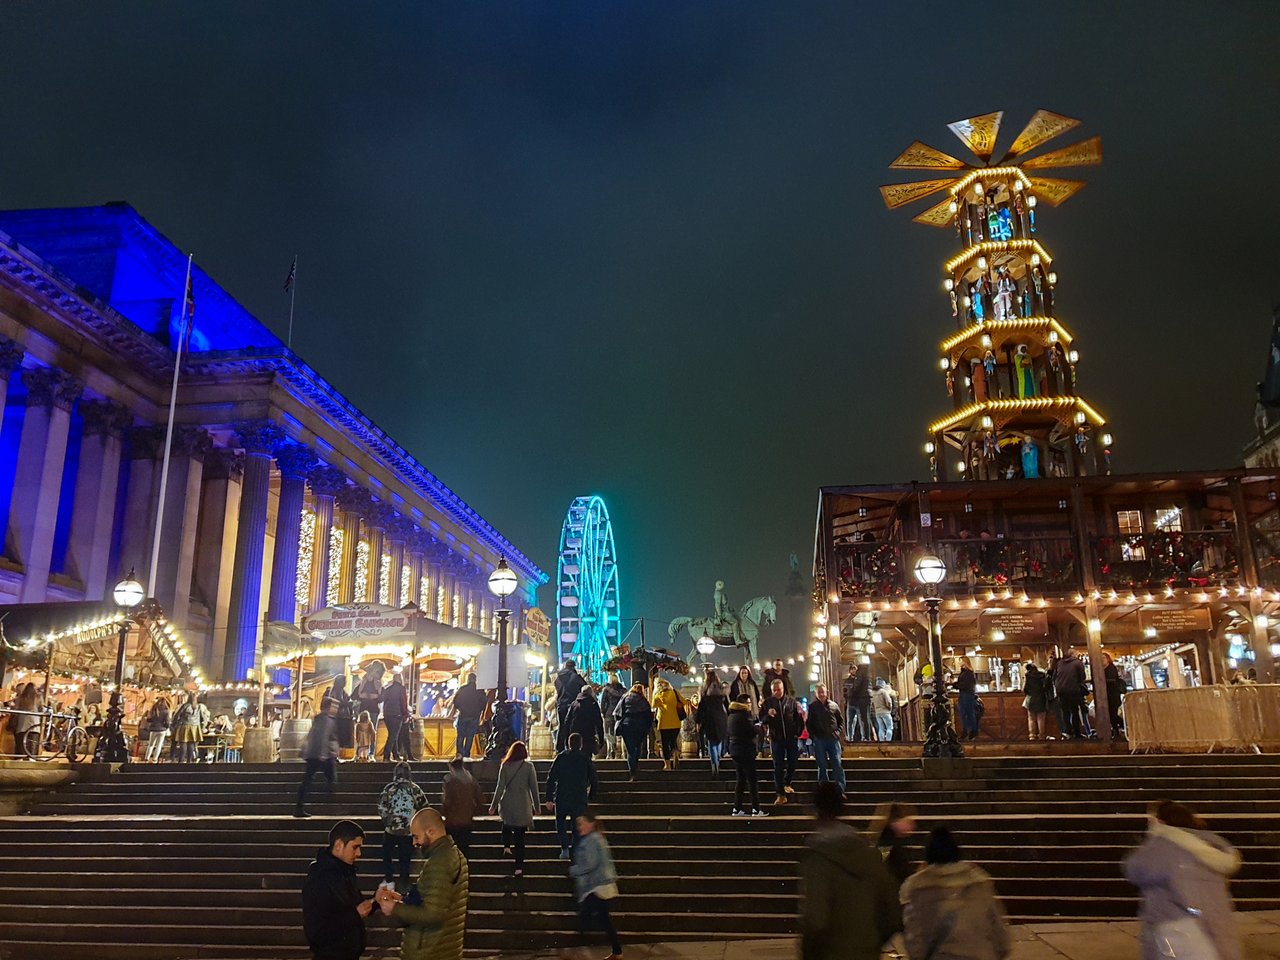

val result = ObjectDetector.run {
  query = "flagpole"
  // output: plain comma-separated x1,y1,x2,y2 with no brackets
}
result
147,253,194,600
286,255,297,349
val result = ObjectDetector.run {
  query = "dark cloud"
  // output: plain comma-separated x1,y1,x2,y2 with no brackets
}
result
2,1,1278,658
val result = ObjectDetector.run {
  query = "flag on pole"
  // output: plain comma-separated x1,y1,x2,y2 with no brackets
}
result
180,269,196,353
184,271,196,318
284,257,297,293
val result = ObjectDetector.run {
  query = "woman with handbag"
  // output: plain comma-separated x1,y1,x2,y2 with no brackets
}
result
569,814,621,960
489,740,540,878
1124,800,1240,960
651,678,688,771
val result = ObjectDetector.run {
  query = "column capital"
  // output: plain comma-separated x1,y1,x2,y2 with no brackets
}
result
426,540,450,565
80,399,134,438
367,502,395,531
273,441,315,481
387,516,414,543
171,425,213,460
0,338,25,378
204,447,245,481
408,531,434,557
127,425,167,460
307,464,348,498
335,484,372,517
22,366,84,411
233,420,286,455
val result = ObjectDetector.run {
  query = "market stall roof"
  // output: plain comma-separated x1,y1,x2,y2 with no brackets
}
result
0,599,198,688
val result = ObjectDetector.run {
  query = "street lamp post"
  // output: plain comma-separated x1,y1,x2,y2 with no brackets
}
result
485,557,519,760
95,571,146,764
913,554,963,759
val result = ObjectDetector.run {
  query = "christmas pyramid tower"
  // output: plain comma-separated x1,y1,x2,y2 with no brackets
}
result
881,109,1111,480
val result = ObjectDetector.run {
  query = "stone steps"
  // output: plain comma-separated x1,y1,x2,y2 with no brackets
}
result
1,754,1277,959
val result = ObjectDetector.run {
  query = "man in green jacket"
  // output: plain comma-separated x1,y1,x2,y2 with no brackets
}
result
377,808,468,960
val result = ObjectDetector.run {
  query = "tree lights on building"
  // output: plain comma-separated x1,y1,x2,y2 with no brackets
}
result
880,109,1112,480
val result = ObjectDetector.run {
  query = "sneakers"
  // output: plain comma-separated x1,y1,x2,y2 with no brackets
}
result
513,868,523,878
731,809,748,817
293,808,309,818
559,848,571,860
751,809,769,817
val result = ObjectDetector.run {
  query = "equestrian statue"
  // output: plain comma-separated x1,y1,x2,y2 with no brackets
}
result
668,581,776,667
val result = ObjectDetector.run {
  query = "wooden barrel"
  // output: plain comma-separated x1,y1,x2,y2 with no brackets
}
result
278,718,311,761
679,738,698,758
528,724,554,759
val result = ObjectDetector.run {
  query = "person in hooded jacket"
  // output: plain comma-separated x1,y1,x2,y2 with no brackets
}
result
900,826,1010,960
1123,800,1241,960
302,819,375,960
612,683,652,782
696,672,729,777
554,660,587,752
598,673,626,759
565,684,605,757
726,695,766,817
799,782,900,960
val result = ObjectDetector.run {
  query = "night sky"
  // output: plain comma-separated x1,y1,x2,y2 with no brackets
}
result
2,2,1278,661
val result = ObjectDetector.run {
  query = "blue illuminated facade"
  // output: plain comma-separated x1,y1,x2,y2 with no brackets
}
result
0,204,546,681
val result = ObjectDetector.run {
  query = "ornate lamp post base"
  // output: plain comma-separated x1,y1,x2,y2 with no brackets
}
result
922,693,965,758
484,700,519,760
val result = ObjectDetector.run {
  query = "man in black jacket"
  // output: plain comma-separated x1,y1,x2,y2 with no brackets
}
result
842,665,872,742
762,659,794,697
302,820,376,960
451,673,487,759
805,684,846,794
553,659,586,751
598,673,626,759
1054,648,1089,739
761,679,804,805
565,685,605,756
544,732,599,859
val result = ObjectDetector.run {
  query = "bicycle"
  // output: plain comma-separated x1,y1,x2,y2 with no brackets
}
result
23,708,90,762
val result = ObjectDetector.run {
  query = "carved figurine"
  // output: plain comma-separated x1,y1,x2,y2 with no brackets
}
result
982,349,997,379
970,283,985,322
1075,427,1089,454
1014,344,1037,399
949,286,959,318
987,205,1000,241
983,431,998,461
995,206,1014,242
993,269,1016,321
971,358,988,402
1021,438,1041,479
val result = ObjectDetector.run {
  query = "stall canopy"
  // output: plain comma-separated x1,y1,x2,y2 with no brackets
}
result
0,600,197,691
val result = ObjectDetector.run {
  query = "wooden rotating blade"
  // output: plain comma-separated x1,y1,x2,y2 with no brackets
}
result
1005,110,1082,160
946,111,1004,161
879,177,961,209
1022,136,1103,170
1028,177,1087,206
912,197,957,227
889,140,969,170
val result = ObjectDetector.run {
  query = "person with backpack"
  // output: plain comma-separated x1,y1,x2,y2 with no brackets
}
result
377,762,427,892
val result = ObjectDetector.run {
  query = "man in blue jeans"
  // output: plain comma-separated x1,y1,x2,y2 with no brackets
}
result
760,679,804,806
805,684,846,794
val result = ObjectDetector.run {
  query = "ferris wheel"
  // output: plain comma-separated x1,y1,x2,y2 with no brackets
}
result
556,496,621,683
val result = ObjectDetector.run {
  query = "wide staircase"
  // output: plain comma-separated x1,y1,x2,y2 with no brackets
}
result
0,753,1278,959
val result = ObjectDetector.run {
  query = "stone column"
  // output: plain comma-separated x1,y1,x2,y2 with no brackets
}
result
367,504,391,604
12,367,84,602
0,338,24,437
386,517,411,608
307,466,347,612
335,485,370,605
223,420,285,681
194,448,243,674
407,532,427,609
118,426,164,585
152,426,212,628
428,549,445,620
67,400,132,600
267,442,315,624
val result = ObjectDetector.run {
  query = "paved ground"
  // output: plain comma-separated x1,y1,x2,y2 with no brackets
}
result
500,910,1280,959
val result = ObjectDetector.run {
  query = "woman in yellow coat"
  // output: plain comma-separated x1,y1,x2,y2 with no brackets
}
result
651,678,689,771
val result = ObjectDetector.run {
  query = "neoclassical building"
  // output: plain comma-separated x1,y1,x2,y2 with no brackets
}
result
0,203,546,682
